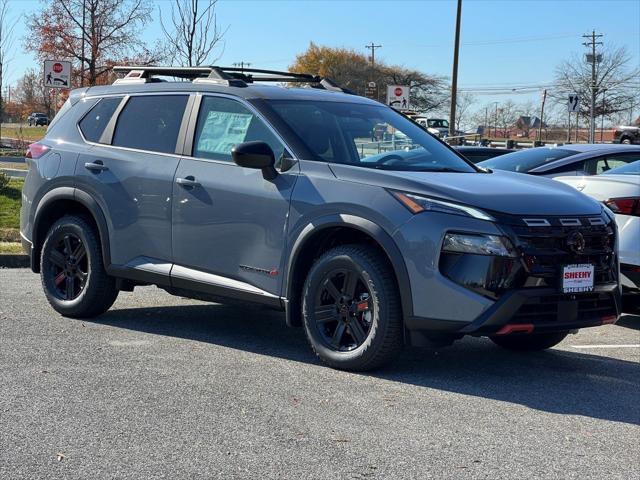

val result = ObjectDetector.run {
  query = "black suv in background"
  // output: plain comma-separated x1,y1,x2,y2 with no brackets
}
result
27,112,49,126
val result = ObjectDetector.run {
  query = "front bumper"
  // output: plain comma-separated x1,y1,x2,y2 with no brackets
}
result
394,210,621,336
408,283,621,336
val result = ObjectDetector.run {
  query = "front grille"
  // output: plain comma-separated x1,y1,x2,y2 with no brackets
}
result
510,292,617,325
501,215,617,290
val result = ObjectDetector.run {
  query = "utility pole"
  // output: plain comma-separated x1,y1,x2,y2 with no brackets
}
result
537,89,547,143
81,0,86,87
600,88,606,142
493,101,499,138
448,0,462,138
365,42,382,68
484,106,488,139
232,61,251,72
583,30,603,143
365,42,381,101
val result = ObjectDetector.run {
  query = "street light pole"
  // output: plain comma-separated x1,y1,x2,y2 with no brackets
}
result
448,0,462,138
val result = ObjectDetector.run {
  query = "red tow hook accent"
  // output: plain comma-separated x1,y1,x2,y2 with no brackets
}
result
495,324,534,335
601,315,618,325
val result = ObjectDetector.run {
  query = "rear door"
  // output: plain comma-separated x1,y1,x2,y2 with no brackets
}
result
171,94,298,298
75,94,191,270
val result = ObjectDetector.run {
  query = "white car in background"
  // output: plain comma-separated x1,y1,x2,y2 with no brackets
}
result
555,161,640,305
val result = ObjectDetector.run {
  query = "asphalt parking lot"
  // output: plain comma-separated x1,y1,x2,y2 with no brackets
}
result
1,268,639,479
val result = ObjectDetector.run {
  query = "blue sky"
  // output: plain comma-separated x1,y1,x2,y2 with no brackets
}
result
4,0,640,112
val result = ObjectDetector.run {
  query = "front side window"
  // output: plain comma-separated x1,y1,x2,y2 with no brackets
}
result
586,153,640,174
112,95,188,154
79,97,122,143
265,100,475,172
603,159,640,175
193,96,285,162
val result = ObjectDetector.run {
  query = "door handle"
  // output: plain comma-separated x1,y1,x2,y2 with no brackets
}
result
84,161,108,172
176,176,200,188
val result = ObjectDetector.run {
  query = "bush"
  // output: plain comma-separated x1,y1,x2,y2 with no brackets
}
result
0,171,9,193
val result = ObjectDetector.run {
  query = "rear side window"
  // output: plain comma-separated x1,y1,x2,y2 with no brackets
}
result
112,95,188,154
79,97,122,143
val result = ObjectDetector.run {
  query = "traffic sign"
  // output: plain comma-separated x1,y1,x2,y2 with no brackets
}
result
568,94,580,113
44,60,72,89
387,85,410,110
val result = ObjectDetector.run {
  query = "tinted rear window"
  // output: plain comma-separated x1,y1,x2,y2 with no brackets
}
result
79,97,121,143
112,95,188,154
479,148,578,172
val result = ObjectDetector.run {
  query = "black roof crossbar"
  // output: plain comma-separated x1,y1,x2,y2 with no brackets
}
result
112,65,354,93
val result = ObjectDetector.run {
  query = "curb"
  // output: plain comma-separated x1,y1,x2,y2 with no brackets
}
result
0,168,27,178
0,254,30,268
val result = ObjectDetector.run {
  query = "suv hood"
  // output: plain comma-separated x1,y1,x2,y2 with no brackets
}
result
329,165,602,216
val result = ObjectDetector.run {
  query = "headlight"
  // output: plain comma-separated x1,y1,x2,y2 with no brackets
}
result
391,191,495,222
442,233,517,257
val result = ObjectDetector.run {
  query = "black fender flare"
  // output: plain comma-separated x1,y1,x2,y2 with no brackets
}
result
32,187,111,272
284,214,413,325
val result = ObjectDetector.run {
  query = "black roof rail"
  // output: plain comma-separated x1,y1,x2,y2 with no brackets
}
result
111,65,354,93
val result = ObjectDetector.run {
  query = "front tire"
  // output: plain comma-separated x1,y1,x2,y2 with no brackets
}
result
490,331,568,351
620,137,632,145
302,245,403,371
40,215,118,318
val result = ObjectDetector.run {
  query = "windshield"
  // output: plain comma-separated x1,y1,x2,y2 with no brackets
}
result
603,159,640,175
265,100,475,172
427,119,449,128
478,147,578,172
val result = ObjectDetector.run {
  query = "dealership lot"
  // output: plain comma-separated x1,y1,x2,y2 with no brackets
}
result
1,269,638,479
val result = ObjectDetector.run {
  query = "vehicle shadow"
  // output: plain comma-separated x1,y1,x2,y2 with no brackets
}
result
94,303,640,426
617,313,640,331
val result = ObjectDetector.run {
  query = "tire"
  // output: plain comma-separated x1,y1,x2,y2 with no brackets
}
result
490,331,568,351
301,244,403,371
620,137,632,145
40,215,118,318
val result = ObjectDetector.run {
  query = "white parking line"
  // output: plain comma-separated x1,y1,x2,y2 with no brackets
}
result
570,344,640,349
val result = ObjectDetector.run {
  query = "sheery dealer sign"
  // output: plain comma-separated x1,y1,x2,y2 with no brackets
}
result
562,264,595,293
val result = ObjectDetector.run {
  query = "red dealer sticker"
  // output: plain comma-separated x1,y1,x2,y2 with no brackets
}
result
562,264,594,293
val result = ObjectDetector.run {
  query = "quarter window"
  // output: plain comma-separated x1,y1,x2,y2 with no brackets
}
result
112,95,188,154
193,96,285,162
79,97,122,143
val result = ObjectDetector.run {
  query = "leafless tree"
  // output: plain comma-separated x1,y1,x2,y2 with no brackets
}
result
551,46,639,121
26,0,161,86
0,0,18,134
452,92,476,131
159,0,227,67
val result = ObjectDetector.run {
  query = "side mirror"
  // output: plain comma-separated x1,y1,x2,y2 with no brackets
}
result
232,141,278,180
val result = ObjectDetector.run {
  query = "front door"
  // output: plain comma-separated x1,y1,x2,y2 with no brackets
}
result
171,95,298,298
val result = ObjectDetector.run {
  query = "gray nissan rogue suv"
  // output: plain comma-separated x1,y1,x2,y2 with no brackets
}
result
20,66,621,370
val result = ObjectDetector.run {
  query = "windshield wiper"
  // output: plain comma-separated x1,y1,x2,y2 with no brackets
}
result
415,167,469,173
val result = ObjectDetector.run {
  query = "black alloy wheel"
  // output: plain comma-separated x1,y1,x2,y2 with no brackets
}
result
47,232,88,301
314,268,373,351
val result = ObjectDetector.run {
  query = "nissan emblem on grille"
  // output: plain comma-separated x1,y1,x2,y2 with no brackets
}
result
566,231,586,254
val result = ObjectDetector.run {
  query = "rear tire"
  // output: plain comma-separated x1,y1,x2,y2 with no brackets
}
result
40,215,118,318
490,331,568,351
302,245,403,371
620,137,632,145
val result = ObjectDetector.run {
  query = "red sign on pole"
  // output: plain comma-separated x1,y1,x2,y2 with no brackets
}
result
53,63,64,73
